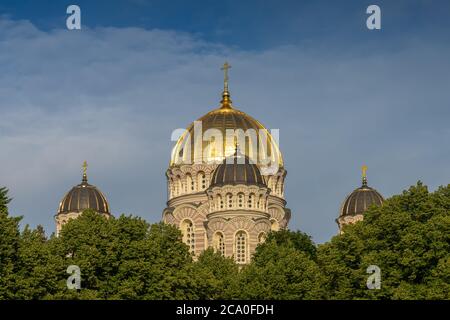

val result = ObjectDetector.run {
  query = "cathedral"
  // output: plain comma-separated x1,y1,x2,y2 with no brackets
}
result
161,63,290,263
54,63,384,262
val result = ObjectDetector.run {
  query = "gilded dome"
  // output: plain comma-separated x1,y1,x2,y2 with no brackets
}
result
170,88,283,173
210,149,266,188
58,173,110,215
340,175,384,217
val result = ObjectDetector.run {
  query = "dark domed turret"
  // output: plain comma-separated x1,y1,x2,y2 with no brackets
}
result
55,162,111,235
337,166,384,232
210,148,266,188
58,172,110,215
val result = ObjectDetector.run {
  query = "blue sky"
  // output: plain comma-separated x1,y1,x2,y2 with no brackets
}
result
0,0,449,243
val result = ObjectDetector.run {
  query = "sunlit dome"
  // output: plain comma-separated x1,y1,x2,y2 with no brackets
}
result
170,75,283,173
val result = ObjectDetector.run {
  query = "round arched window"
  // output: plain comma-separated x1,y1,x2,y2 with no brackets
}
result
214,232,225,256
235,231,247,264
181,219,195,254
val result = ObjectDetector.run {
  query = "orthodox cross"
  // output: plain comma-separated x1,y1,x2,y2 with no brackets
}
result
82,161,88,176
221,62,231,90
362,165,368,178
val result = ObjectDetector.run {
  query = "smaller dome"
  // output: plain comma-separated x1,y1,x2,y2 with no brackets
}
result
58,172,110,215
210,148,266,188
340,173,384,217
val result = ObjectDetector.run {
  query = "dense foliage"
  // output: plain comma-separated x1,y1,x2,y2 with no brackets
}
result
0,182,448,300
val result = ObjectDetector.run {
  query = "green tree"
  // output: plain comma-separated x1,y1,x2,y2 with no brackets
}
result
0,187,21,299
15,225,65,299
318,182,450,299
44,211,203,300
0,187,11,213
254,229,317,260
238,230,327,299
191,248,240,299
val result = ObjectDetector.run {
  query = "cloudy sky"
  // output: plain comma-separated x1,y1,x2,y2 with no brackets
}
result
0,0,449,243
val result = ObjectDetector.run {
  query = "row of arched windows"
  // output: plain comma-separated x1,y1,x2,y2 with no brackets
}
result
170,173,284,199
212,230,266,264
170,172,208,198
180,219,267,264
211,193,267,211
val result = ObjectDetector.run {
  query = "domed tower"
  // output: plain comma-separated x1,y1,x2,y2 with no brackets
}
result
337,165,384,233
55,162,111,235
206,148,271,264
162,63,291,260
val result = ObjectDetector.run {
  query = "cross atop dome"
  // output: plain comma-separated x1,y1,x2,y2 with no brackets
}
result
362,164,368,186
82,160,88,183
220,62,233,108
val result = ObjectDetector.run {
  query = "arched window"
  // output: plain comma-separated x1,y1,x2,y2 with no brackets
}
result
186,173,194,192
210,196,215,210
258,232,266,244
226,193,233,209
235,231,247,264
277,177,283,196
258,195,263,210
177,176,182,195
216,194,223,210
198,172,206,190
181,219,195,254
270,178,276,192
275,177,280,194
238,193,244,208
213,232,225,256
248,193,255,209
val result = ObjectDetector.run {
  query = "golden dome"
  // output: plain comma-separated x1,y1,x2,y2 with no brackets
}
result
170,68,283,173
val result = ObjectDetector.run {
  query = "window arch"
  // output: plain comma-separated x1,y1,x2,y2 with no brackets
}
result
198,172,206,190
170,178,174,197
237,193,244,208
248,193,255,209
226,193,233,209
277,177,283,196
216,194,223,210
213,232,225,256
186,173,194,192
258,195,263,210
235,231,248,264
275,177,280,194
177,175,182,195
180,219,195,254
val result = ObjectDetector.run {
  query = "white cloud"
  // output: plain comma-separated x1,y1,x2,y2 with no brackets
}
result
1,18,449,242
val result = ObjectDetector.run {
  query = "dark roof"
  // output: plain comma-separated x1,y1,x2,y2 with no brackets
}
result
57,174,110,215
210,149,266,188
340,178,384,217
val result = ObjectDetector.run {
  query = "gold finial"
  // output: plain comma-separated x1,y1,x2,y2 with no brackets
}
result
362,165,367,178
361,165,368,186
82,161,88,183
220,62,232,108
